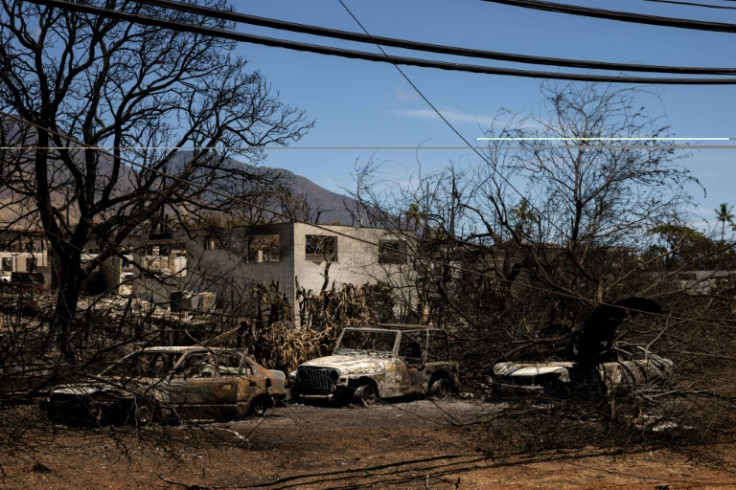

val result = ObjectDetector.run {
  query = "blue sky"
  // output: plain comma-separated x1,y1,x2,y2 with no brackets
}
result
233,0,736,234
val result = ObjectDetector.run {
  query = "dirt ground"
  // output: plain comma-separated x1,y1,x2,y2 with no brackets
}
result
1,398,736,489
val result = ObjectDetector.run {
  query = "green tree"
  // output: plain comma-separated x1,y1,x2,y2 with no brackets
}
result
648,223,708,269
407,203,422,233
511,198,537,240
715,202,734,241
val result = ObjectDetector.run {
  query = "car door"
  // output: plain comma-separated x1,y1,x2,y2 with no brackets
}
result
396,331,426,396
165,351,242,419
235,358,267,409
165,352,214,408
208,351,244,409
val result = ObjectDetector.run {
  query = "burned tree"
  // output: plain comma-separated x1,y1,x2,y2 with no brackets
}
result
358,84,697,334
473,84,697,305
0,0,312,360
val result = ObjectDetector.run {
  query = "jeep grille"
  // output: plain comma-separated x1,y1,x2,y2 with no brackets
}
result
297,367,337,394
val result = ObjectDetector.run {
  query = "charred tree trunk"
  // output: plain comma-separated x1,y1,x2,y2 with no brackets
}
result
47,243,85,364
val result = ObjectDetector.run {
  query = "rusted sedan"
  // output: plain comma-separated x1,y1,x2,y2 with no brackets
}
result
40,346,286,426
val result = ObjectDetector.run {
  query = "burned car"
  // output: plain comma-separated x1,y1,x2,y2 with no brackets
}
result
491,349,673,398
291,325,459,406
489,298,673,399
40,346,286,425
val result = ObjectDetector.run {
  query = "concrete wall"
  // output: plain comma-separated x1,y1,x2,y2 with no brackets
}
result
291,223,402,292
186,223,414,326
75,224,415,324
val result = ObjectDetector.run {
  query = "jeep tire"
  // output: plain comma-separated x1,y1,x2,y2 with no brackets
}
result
429,377,452,398
353,384,378,407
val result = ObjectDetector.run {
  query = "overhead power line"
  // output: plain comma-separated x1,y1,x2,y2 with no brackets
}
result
482,0,736,32
133,0,736,76
643,0,736,9
27,0,736,84
334,0,600,265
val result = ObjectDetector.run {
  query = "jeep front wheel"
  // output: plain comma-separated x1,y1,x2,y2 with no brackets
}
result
353,384,378,407
429,377,452,398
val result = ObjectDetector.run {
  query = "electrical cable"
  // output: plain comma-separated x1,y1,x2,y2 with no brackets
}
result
481,0,736,32
7,2,736,442
333,0,568,239
132,0,736,75
333,0,692,311
8,1,734,326
9,2,712,324
23,0,736,84
6,144,736,150
331,1,736,345
0,3,716,334
643,0,736,9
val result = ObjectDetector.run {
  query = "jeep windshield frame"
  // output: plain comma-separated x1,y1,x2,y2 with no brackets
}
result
333,328,399,358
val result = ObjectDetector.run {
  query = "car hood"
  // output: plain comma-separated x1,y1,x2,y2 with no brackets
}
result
267,369,288,395
493,362,579,382
49,377,156,397
300,355,390,376
49,381,123,397
493,354,673,391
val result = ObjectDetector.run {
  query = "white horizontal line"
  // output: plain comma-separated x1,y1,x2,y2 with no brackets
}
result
476,137,732,141
3,144,736,151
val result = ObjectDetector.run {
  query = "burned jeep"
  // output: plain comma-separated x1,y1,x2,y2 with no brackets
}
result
291,325,459,406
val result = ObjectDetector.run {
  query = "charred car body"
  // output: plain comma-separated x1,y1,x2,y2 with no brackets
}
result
40,346,286,425
491,349,673,398
291,325,459,406
489,298,673,399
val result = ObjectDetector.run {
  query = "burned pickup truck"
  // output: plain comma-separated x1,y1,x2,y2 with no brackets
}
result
291,325,459,406
41,346,287,426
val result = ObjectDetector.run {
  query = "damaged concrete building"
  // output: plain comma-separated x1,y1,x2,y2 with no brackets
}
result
123,222,414,326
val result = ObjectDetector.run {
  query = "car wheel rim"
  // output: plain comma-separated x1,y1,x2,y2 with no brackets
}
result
430,378,450,398
253,402,267,417
135,402,155,426
356,385,377,407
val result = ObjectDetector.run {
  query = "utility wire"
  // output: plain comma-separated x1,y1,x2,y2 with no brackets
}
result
643,0,736,9
26,0,736,84
329,1,736,344
332,0,699,306
5,144,736,150
133,0,736,75
5,4,729,324
332,0,708,330
482,0,736,32
334,0,573,244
